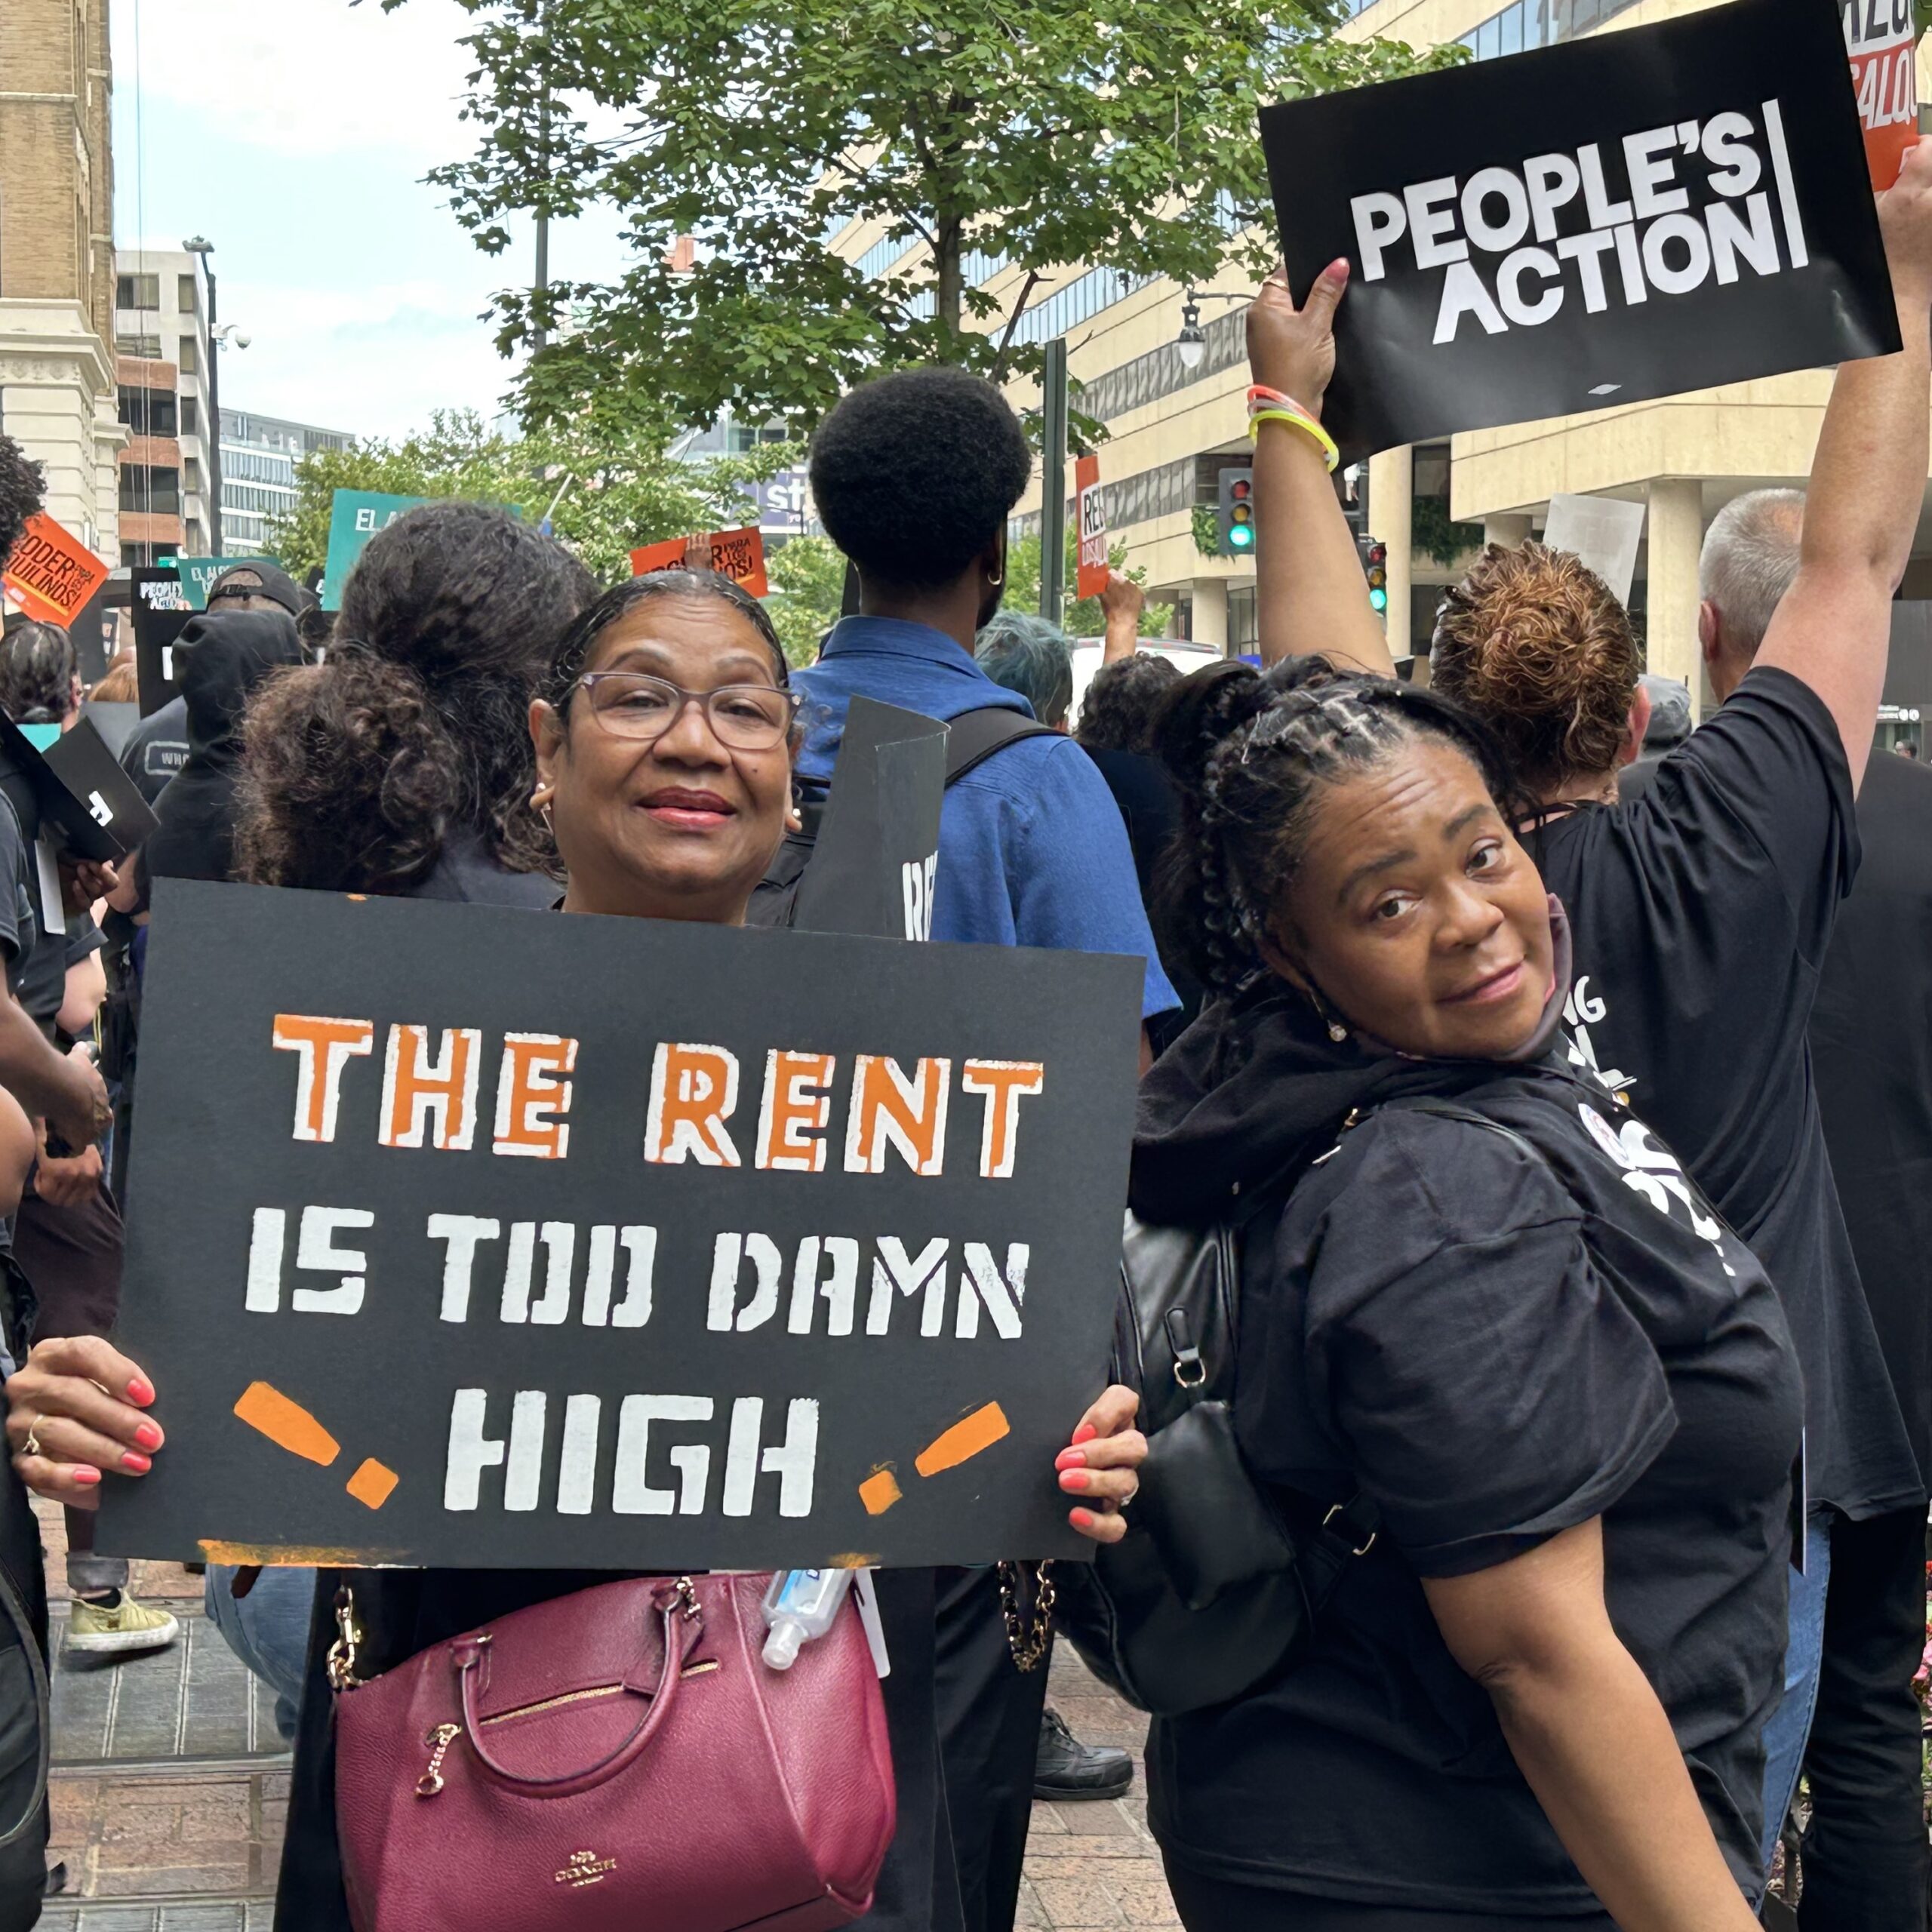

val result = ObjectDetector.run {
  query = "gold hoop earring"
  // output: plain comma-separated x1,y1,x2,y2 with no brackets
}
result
531,791,555,835
987,570,1004,589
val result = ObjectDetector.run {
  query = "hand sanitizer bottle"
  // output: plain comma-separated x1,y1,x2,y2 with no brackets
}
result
761,1569,853,1669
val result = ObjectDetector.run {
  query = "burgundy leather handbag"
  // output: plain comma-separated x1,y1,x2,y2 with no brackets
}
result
330,1573,896,1932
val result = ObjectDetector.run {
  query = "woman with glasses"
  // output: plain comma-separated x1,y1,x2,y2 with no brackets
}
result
6,565,1147,1930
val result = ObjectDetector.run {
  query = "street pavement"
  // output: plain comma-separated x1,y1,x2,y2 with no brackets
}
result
34,1502,1179,1929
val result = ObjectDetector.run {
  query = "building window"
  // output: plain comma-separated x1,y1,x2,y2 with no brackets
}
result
116,272,160,312
115,334,162,360
184,457,204,494
178,334,198,375
119,466,182,515
180,396,198,437
117,386,177,437
177,272,198,314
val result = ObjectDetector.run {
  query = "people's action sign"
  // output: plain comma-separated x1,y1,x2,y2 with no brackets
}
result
631,528,770,599
1261,0,1897,459
2,515,109,626
1075,457,1110,601
1844,0,1921,188
99,881,1142,1571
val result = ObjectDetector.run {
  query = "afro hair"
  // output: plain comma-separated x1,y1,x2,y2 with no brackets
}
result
0,435,45,563
809,367,1032,591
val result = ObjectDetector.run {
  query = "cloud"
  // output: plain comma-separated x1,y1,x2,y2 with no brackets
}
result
114,0,478,163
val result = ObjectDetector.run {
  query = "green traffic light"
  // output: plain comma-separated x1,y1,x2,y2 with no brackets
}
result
1369,586,1389,611
1229,525,1255,550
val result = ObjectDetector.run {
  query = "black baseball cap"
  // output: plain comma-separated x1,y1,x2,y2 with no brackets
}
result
206,561,310,617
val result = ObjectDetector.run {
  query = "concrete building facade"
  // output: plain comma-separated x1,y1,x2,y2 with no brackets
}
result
218,410,352,556
0,0,124,561
112,248,215,562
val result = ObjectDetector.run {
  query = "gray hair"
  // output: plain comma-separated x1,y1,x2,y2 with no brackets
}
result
977,609,1073,728
1699,488,1805,657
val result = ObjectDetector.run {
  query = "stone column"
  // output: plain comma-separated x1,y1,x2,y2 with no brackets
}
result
1367,445,1414,657
1482,510,1533,549
1644,478,1704,714
1191,576,1229,651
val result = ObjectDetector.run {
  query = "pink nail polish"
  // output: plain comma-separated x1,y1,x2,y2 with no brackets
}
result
70,1466,100,1486
134,1422,162,1451
1068,1508,1096,1531
120,1451,150,1475
127,1377,154,1406
1070,1423,1098,1445
1058,1469,1090,1493
1054,1448,1086,1470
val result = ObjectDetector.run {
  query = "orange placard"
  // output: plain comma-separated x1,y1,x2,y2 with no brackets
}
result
2,513,109,626
1074,456,1110,601
1845,0,1920,189
630,527,770,598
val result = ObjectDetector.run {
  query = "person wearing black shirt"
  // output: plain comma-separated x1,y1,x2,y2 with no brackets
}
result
1133,648,1797,1929
1693,485,1932,1932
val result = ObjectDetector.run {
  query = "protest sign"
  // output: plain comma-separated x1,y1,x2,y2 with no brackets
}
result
1260,0,1897,459
792,697,947,942
320,491,432,610
131,568,194,717
78,701,140,761
632,528,771,598
1844,0,1920,188
0,716,161,864
1,515,109,628
1540,493,1648,605
1075,457,1110,601
100,879,1142,1571
171,555,278,611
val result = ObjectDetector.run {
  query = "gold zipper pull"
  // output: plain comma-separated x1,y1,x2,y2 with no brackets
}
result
416,1723,461,1797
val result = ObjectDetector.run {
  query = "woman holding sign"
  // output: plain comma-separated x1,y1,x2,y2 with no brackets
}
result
4,565,1146,1932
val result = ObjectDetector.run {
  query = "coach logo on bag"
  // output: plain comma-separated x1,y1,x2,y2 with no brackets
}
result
554,1849,618,1888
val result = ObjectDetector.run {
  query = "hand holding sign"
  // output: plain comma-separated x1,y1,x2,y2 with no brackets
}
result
1247,259,1348,416
1877,136,1932,305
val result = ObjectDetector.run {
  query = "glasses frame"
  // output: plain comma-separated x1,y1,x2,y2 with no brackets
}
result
571,671,801,752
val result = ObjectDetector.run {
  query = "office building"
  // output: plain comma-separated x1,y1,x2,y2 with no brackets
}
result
219,411,353,556
112,248,216,563
0,0,123,561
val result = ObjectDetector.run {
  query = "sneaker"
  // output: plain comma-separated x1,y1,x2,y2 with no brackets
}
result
65,1591,180,1655
1034,1706,1134,1801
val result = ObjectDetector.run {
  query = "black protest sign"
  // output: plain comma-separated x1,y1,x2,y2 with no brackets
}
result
0,717,159,863
131,569,193,718
1260,0,1897,459
794,697,947,942
78,701,140,761
99,880,1143,1571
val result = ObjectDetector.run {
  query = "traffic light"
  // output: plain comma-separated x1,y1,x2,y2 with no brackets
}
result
1363,537,1389,614
1218,467,1256,557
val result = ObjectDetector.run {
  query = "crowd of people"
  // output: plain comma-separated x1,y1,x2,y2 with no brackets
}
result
0,131,1925,1932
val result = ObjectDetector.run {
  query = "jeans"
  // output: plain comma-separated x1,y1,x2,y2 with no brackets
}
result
205,1565,311,1743
1761,1515,1834,1869
1796,1504,1930,1931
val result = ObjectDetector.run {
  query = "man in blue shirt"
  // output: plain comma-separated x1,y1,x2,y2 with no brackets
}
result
797,368,1176,1932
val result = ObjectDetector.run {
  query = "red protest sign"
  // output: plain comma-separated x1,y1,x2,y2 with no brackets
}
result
630,528,770,599
1845,0,1919,189
2,513,109,626
1075,456,1110,601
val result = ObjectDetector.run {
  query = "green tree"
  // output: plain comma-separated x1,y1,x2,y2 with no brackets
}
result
385,0,1447,432
763,534,848,668
268,407,795,585
1003,534,1173,638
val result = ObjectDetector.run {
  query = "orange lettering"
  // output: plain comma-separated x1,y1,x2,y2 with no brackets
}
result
379,1025,481,1151
272,1015,374,1143
492,1034,577,1159
960,1060,1045,1179
843,1056,949,1177
645,1043,743,1167
755,1050,835,1173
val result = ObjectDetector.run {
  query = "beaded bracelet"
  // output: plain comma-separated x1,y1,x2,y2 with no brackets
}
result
1248,407,1340,472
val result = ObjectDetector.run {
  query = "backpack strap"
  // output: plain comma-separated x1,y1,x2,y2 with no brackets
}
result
943,706,1060,784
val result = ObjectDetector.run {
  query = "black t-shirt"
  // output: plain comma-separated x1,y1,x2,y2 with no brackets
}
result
118,697,189,806
1808,748,1932,1491
1530,666,1918,1521
1151,1061,1801,1913
0,757,62,1029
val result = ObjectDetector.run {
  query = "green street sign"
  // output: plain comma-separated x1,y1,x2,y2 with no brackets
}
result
319,491,432,610
170,555,278,611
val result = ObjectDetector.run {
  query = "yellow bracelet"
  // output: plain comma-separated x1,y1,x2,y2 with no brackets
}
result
1248,407,1340,472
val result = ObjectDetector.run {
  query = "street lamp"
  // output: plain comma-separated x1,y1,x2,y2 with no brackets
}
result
1174,287,1254,372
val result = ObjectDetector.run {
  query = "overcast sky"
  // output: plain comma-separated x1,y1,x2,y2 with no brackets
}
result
111,0,629,441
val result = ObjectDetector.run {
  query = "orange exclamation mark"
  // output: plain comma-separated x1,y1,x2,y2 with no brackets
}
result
233,1381,399,1510
859,1400,1011,1516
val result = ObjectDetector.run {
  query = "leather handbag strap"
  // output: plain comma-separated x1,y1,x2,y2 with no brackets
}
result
454,1579,701,1792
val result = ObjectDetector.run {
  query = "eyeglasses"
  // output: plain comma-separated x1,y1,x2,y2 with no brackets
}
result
574,672,800,751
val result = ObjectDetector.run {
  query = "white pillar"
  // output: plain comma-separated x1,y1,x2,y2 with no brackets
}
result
1482,511,1532,550
1368,445,1414,657
1644,478,1703,715
1191,577,1229,651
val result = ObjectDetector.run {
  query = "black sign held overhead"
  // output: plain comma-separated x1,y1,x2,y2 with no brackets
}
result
98,881,1143,1572
131,568,193,718
1261,0,1898,458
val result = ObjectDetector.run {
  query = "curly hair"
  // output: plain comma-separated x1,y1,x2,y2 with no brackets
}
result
1429,540,1641,797
810,368,1032,590
1152,657,1524,995
1075,653,1182,755
0,620,76,723
0,436,45,562
235,502,598,893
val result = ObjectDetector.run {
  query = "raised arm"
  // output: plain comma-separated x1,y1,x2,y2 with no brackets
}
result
1249,261,1395,678
1758,139,1932,794
1425,1521,1759,1932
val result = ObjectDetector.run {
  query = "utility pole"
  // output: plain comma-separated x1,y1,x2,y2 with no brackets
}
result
1038,337,1068,624
531,0,553,358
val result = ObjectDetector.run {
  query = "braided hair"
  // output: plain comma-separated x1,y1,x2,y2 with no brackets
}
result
1151,657,1524,995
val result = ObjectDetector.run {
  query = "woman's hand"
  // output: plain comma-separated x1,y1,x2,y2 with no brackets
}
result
1057,1385,1146,1544
5,1335,161,1509
1247,258,1349,417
